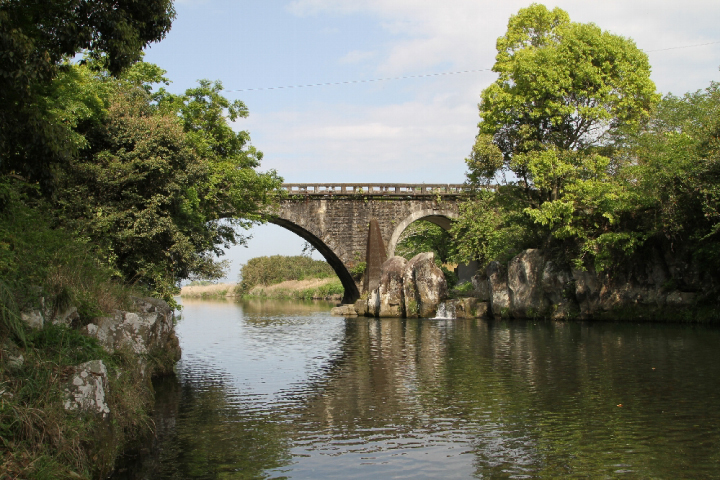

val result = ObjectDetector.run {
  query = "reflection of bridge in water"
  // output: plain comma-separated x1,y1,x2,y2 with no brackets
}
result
270,184,474,304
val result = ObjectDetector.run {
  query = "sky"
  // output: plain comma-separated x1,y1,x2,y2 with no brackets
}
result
142,0,720,282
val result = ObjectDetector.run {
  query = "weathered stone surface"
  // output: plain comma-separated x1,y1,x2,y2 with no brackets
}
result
403,252,447,318
81,297,180,370
363,219,388,295
377,256,407,317
507,249,548,318
20,310,44,329
486,261,509,316
64,360,110,418
52,306,79,327
471,272,491,301
365,288,380,317
354,298,368,317
483,246,712,321
455,297,489,318
331,304,358,316
666,291,696,305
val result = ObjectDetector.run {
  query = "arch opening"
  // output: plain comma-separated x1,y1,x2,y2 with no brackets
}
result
269,217,360,304
387,210,458,260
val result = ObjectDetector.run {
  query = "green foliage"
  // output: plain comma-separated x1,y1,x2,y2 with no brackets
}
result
451,189,540,267
51,63,283,303
349,261,367,280
459,4,660,270
396,220,455,264
0,0,175,192
477,4,658,187
628,81,720,269
238,255,337,293
0,179,137,319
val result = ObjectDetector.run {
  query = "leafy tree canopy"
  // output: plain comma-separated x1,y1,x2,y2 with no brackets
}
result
469,3,659,189
51,63,283,302
0,0,175,191
459,4,660,270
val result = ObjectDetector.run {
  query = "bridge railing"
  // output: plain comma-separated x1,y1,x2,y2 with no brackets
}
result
281,183,487,197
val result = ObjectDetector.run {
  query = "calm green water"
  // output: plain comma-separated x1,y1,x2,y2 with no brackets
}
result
113,298,720,479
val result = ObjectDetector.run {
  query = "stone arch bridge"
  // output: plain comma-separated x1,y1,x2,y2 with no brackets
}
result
269,183,474,304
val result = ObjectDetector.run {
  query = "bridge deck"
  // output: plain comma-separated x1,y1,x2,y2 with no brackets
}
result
282,183,484,197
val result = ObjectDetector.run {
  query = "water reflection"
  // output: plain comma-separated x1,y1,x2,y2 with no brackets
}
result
113,300,720,479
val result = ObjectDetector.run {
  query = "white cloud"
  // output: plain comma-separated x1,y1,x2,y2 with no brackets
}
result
339,49,377,64
287,0,720,93
241,85,480,183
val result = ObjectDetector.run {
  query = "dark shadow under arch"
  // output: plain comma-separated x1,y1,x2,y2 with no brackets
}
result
269,218,360,304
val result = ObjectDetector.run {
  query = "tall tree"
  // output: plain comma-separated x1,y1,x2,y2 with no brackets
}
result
459,4,659,269
54,64,283,302
0,0,175,191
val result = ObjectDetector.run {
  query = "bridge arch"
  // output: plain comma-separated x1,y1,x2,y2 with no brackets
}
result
386,209,459,259
269,217,360,304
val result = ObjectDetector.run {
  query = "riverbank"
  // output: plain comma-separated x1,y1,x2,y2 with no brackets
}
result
180,278,344,301
1,297,180,479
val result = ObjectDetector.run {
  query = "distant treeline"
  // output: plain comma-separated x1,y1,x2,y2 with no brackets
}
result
237,255,336,293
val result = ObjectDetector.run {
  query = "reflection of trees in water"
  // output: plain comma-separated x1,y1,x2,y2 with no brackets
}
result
115,372,291,479
115,313,720,478
286,319,720,478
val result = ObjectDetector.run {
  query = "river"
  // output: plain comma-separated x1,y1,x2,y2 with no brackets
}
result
112,298,720,479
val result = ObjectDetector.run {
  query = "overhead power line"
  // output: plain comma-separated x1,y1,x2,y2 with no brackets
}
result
222,68,494,93
646,40,720,52
223,40,719,93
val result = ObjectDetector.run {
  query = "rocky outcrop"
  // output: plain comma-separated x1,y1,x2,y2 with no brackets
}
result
486,261,510,315
507,249,548,318
81,297,180,374
436,297,489,319
403,252,447,318
336,253,448,318
378,256,407,317
484,248,710,320
64,360,111,418
330,304,358,316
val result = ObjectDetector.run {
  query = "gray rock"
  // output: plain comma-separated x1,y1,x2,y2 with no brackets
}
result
572,268,602,318
331,304,358,316
377,256,407,317
486,261,509,316
64,360,110,418
508,249,548,318
402,252,447,318
20,310,44,329
354,298,368,317
471,272,491,301
81,297,180,375
365,288,380,317
51,306,79,327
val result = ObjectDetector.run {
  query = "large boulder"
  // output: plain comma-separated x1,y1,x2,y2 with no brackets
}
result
81,297,180,374
377,256,407,317
507,249,548,318
64,360,111,418
486,261,509,317
403,252,447,318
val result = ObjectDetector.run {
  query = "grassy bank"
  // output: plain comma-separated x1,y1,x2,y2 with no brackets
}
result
0,188,175,479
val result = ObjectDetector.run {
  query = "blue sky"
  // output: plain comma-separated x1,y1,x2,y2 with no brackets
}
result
143,0,720,282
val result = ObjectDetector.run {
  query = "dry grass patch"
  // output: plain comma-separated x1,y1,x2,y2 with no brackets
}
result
180,283,237,298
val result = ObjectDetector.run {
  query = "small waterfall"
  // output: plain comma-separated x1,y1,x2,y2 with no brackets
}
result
434,300,456,319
